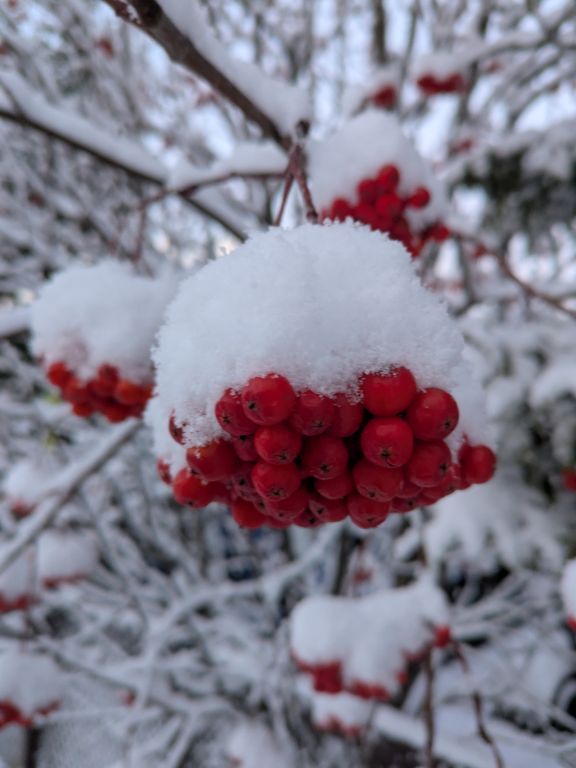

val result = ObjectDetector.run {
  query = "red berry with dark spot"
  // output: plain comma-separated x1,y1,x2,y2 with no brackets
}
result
406,441,451,487
231,499,267,529
347,493,390,528
254,424,302,464
186,439,237,481
301,436,348,480
360,417,414,468
265,486,309,521
251,461,300,501
215,388,257,436
327,394,364,437
395,478,421,499
241,374,296,425
231,463,261,502
315,471,354,500
460,444,496,484
391,497,419,513
172,469,218,508
169,412,187,445
361,367,417,416
294,509,323,528
353,459,403,501
309,494,348,523
231,433,259,462
289,390,335,436
46,361,71,389
407,388,459,440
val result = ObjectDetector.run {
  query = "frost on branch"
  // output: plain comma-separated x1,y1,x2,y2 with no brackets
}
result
290,578,449,701
309,112,448,256
31,261,178,421
153,223,494,528
226,721,292,768
0,651,62,728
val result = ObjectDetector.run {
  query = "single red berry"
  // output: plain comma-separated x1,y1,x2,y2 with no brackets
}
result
231,463,261,503
301,436,348,480
231,498,267,529
46,361,71,389
406,441,451,487
289,390,335,436
310,661,343,694
156,459,172,485
375,193,403,220
391,497,419,513
354,202,378,226
114,379,151,406
360,417,414,468
377,164,400,194
361,367,417,416
406,186,431,209
102,402,131,423
309,493,348,523
395,478,421,499
63,377,89,404
347,493,390,528
327,394,364,437
331,198,353,221
231,433,259,462
353,459,403,501
315,471,354,500
265,486,309,521
251,461,300,501
241,374,296,425
186,439,237,481
172,468,218,508
407,388,459,441
562,468,576,492
293,509,323,528
460,444,496,485
357,178,379,204
434,625,452,648
215,388,257,436
72,402,94,418
371,85,396,109
254,424,301,464
169,412,187,445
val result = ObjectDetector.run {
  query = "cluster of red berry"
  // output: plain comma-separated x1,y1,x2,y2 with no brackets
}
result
319,165,449,257
370,84,397,110
0,699,58,729
46,361,152,422
416,73,467,95
0,593,34,614
161,367,496,530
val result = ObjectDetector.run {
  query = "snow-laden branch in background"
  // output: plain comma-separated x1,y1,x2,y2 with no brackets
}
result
0,421,139,575
0,306,29,339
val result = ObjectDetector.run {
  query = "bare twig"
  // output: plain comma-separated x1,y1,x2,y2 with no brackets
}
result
423,649,436,768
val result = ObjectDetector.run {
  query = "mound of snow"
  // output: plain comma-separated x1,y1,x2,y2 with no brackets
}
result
37,530,98,588
0,551,37,611
226,721,292,768
0,651,62,718
311,689,371,736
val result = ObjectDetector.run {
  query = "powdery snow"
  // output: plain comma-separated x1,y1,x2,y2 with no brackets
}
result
3,457,57,516
156,0,310,136
412,52,470,82
154,222,488,449
31,261,178,383
343,65,400,115
0,550,37,607
145,394,187,476
308,111,447,230
37,530,98,588
226,721,292,768
529,356,576,407
310,689,371,736
0,651,62,717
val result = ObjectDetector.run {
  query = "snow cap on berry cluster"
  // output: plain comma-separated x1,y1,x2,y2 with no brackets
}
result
343,64,400,114
37,530,98,587
154,222,488,449
0,550,37,606
0,650,62,716
412,51,470,83
31,261,179,383
310,689,370,736
308,111,447,230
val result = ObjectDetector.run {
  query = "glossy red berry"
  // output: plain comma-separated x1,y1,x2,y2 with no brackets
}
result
360,417,414,468
327,394,364,437
254,424,302,464
407,388,459,440
301,436,348,480
231,463,261,502
172,469,218,508
315,471,354,500
289,390,335,436
231,433,259,462
460,444,496,484
357,178,379,204
377,164,400,194
347,493,390,527
406,441,451,487
251,461,300,501
391,497,419,513
361,367,417,416
114,379,151,406
169,412,187,445
309,494,348,523
186,439,237,481
215,388,257,436
241,374,296,425
46,361,71,389
231,499,267,529
265,486,309,521
406,187,431,209
353,459,403,502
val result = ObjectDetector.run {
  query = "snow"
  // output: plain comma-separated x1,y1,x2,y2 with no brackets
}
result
168,141,287,191
145,394,187,476
290,577,448,698
37,530,98,587
561,559,576,620
154,222,488,448
226,721,292,768
31,261,178,383
156,0,310,136
3,457,56,514
342,64,400,114
0,550,36,604
530,356,576,407
310,690,370,734
0,651,62,716
0,306,29,338
412,52,470,81
308,111,447,230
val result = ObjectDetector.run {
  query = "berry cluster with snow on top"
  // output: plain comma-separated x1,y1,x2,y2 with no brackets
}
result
343,64,400,114
309,688,371,738
309,112,449,257
31,261,178,422
0,651,62,729
412,52,469,95
290,578,450,701
0,551,37,613
2,457,57,518
226,721,292,768
152,223,495,529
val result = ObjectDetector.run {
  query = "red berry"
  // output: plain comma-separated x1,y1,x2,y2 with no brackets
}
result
265,486,309,521
63,377,89,404
315,471,354,500
361,367,417,416
293,509,323,528
241,374,296,425
231,433,259,462
407,388,459,440
395,479,421,499
169,412,187,445
347,494,390,528
309,494,348,523
231,463,261,502
377,164,400,194
357,178,379,204
289,390,335,436
391,497,419,513
186,439,237,481
375,193,403,220
360,417,414,468
406,186,430,209
72,402,94,417
215,389,256,436
406,441,451,487
102,402,131,423
251,461,300,501
46,361,71,389
434,625,452,648
172,468,218,508
114,379,151,406
353,459,403,501
460,444,496,485
371,85,396,109
156,459,172,485
231,498,267,529
327,394,364,437
562,468,576,492
301,436,348,480
310,661,343,694
331,198,353,221
254,424,302,464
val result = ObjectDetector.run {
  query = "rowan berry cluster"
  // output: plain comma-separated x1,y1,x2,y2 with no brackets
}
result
0,699,58,729
162,367,496,530
319,165,449,257
416,72,467,95
46,361,152,422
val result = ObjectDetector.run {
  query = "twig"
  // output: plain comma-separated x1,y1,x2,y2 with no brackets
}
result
423,649,436,768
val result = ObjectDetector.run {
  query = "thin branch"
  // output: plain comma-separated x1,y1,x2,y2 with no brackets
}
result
423,649,436,768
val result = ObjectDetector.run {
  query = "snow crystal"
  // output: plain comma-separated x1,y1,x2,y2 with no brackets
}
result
31,261,178,383
0,651,62,716
37,531,98,586
154,222,488,448
412,52,470,82
561,559,576,620
226,721,292,768
308,111,447,230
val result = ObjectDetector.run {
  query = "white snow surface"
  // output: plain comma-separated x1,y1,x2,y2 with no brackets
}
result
561,559,576,620
156,0,310,136
290,577,448,696
412,51,470,81
0,550,36,602
3,457,56,509
311,689,371,731
309,111,447,229
145,394,187,473
343,64,400,114
0,651,62,714
226,721,292,768
154,222,488,448
37,530,98,585
530,356,576,407
31,261,178,383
